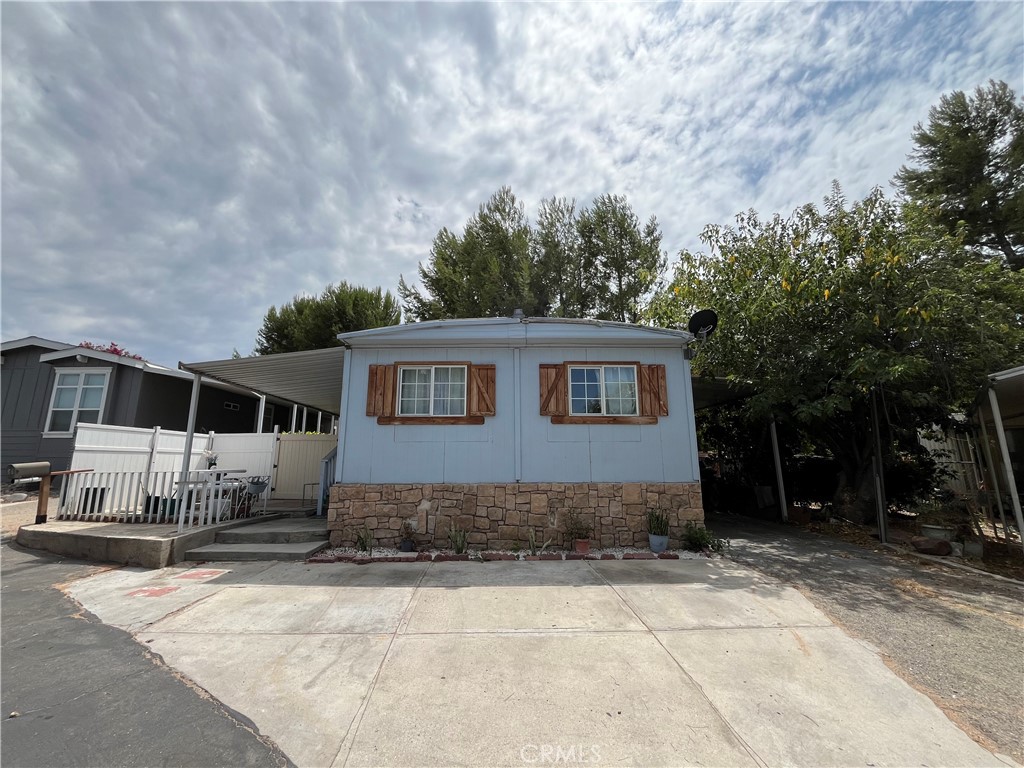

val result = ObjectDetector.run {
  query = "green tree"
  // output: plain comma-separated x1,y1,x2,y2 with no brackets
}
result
531,196,593,317
648,185,1024,514
402,188,668,322
895,80,1024,270
578,195,666,323
255,282,401,354
399,187,540,320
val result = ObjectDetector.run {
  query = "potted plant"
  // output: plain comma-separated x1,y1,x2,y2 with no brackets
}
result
563,510,593,554
912,496,962,542
202,449,219,470
398,521,416,552
647,509,670,553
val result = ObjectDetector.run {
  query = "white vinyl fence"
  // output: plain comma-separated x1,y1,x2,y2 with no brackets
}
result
59,424,278,525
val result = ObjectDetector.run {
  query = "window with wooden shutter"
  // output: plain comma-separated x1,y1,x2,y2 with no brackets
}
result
368,362,494,425
539,364,567,416
639,364,668,417
468,364,496,417
541,361,667,425
365,364,396,418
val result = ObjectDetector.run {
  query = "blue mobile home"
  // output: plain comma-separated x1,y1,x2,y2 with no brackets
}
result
329,317,704,550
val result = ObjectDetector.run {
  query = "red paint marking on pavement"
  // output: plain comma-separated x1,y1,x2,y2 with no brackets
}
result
127,587,180,597
174,569,227,580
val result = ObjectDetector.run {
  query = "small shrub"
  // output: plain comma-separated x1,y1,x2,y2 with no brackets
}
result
647,509,670,537
527,528,552,555
682,522,727,554
563,510,593,542
355,524,374,555
448,525,469,554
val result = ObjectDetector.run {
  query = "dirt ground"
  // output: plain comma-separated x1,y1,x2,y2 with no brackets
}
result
795,516,1024,581
1,497,59,541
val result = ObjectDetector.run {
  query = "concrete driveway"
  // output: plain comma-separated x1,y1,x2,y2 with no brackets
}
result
66,558,1013,768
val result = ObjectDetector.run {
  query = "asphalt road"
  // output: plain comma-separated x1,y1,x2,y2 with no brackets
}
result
706,510,1024,764
0,542,293,768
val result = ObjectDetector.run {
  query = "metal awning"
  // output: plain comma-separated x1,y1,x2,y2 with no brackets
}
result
179,347,345,415
973,365,1024,429
691,376,754,411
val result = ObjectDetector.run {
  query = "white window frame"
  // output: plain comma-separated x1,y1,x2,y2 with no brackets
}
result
568,364,639,417
43,368,111,437
397,365,468,417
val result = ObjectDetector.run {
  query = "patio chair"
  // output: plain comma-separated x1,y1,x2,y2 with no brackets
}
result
234,475,271,518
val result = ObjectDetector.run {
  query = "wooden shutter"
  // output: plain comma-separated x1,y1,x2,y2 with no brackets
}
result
468,364,496,417
539,364,567,416
639,364,668,417
366,364,397,417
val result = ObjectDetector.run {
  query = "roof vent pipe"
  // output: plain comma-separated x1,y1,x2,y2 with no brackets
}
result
512,308,525,319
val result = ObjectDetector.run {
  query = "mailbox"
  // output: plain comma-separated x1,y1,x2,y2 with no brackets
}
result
6,462,92,526
7,462,51,481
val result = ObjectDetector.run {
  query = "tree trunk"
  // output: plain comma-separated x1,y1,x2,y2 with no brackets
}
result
833,457,876,524
993,231,1022,271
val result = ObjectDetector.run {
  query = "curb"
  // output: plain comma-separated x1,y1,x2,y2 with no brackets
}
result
882,543,1024,587
307,550,716,565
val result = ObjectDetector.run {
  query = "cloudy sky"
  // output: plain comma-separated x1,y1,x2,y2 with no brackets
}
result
2,2,1021,367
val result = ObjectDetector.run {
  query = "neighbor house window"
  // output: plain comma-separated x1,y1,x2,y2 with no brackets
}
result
45,369,110,435
398,365,467,417
569,365,638,416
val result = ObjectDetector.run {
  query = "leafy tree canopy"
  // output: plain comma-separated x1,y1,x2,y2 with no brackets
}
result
399,187,536,320
896,79,1024,270
648,185,1024,506
400,187,665,322
254,282,401,354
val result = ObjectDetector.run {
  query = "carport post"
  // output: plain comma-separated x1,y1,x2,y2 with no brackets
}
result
977,418,1009,540
987,387,1024,554
769,418,788,523
176,373,202,532
301,407,307,432
255,395,266,434
290,405,297,432
316,411,322,434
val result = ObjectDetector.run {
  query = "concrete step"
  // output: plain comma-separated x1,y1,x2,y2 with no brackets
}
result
264,505,319,518
185,541,328,562
217,520,328,544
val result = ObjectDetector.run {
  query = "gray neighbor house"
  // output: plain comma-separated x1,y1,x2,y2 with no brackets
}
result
0,336,281,474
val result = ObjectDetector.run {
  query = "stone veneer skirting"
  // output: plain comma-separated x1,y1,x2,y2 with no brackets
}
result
328,482,703,551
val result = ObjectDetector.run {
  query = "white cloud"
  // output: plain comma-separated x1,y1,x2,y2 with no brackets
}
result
2,1,1021,365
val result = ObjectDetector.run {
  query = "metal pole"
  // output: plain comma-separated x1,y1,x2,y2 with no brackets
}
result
870,388,888,543
177,373,202,532
988,387,1024,554
769,418,788,523
256,395,266,434
316,411,322,434
301,407,308,433
290,404,297,433
978,417,1009,540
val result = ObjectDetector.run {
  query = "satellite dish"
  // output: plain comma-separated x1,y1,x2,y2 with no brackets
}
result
687,309,719,340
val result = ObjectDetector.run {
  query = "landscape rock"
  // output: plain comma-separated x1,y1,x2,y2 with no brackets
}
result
911,536,953,556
